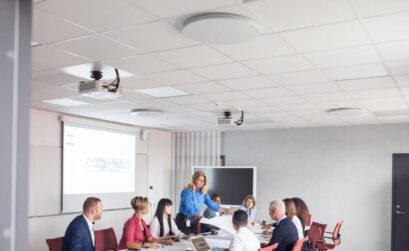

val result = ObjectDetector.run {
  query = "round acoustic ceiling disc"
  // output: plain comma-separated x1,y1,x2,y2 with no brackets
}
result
182,13,261,44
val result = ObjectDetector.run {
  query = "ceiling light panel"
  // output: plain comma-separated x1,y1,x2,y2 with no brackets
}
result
136,87,189,98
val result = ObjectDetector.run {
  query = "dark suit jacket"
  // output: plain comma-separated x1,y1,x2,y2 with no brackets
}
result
63,215,95,251
268,217,298,251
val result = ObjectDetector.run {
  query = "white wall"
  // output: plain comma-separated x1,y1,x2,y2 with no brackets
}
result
28,109,173,251
222,124,409,251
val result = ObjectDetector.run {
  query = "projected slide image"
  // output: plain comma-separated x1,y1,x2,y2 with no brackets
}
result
85,157,130,173
63,125,136,195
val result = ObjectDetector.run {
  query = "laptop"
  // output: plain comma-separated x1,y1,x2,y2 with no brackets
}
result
190,236,225,251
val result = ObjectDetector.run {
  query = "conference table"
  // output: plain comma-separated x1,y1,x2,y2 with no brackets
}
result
124,226,271,251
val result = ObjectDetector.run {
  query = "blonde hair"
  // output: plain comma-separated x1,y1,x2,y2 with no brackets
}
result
187,171,207,195
131,196,149,213
242,194,256,209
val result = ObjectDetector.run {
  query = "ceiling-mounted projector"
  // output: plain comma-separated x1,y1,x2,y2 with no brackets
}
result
218,111,244,127
78,68,123,99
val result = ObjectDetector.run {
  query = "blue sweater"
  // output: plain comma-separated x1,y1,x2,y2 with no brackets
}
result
178,187,220,218
268,217,298,251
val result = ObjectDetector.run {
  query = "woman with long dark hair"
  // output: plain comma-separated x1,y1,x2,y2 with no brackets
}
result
150,198,186,243
292,197,310,230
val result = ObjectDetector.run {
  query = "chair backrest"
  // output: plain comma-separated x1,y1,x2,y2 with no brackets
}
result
95,227,118,251
332,220,344,246
292,237,308,251
46,237,64,251
304,214,312,227
259,243,278,251
307,222,327,250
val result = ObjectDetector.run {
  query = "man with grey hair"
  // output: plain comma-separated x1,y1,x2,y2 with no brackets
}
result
266,200,298,251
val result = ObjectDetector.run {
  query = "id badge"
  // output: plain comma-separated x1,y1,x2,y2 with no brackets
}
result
186,219,191,227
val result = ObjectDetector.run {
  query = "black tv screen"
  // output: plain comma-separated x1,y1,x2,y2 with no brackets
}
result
194,167,255,205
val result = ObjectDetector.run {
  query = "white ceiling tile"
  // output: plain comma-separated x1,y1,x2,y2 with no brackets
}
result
244,0,355,32
32,69,85,88
36,0,156,32
187,102,230,111
104,55,177,75
105,21,199,53
275,103,318,111
304,45,381,68
366,103,408,112
261,96,306,105
323,63,389,80
164,95,210,105
32,45,87,72
154,45,233,68
280,21,371,53
130,0,240,18
378,115,409,123
32,7,92,44
55,35,136,61
357,96,406,106
376,40,409,61
120,76,166,90
314,100,361,110
244,55,314,74
146,70,207,85
189,63,258,80
245,106,281,113
337,76,396,91
303,92,352,102
349,0,409,17
31,86,80,101
399,87,409,96
363,12,409,43
176,82,231,94
386,60,409,75
211,34,296,61
348,88,401,99
223,100,267,109
217,76,278,90
201,91,250,101
267,70,330,85
286,82,342,95
243,87,294,98
394,75,409,87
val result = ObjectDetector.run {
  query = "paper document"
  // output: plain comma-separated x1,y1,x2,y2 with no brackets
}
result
200,215,236,235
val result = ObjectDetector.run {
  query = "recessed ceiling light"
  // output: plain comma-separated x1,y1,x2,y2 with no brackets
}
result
182,13,261,44
325,107,366,116
62,63,132,80
136,87,189,98
130,108,164,117
42,98,89,107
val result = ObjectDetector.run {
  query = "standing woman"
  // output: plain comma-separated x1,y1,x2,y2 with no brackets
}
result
176,171,232,234
117,196,160,250
150,198,186,242
239,194,257,225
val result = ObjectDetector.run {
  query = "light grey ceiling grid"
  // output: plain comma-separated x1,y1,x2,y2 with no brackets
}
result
31,0,409,131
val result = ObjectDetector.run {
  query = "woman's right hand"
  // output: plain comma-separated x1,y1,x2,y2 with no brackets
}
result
143,242,161,248
194,214,202,220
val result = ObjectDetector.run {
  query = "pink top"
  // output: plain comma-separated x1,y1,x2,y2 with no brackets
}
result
118,215,152,250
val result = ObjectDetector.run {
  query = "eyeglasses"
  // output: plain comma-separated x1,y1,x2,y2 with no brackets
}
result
196,179,205,183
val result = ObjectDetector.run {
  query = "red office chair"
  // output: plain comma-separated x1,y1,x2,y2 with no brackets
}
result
259,243,278,251
46,236,64,251
292,237,308,251
307,222,327,251
317,220,343,250
95,227,118,251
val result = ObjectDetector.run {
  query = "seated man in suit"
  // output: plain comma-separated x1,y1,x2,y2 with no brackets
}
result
266,200,298,251
229,210,260,251
63,197,103,251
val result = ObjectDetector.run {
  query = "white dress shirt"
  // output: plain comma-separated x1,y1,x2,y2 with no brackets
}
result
149,216,183,238
291,215,304,240
83,215,95,246
229,226,261,251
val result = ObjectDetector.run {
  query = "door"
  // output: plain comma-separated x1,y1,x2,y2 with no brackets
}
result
392,154,409,251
